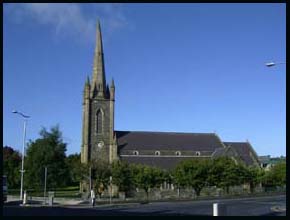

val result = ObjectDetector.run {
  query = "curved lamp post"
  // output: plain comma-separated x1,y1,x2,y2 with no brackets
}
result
12,110,30,201
265,61,286,67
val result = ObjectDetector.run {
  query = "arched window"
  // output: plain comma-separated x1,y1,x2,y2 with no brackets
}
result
155,151,160,156
96,109,103,133
175,151,181,156
196,151,201,156
133,151,139,156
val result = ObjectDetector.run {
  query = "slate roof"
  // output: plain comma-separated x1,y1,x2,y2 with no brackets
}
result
120,156,190,170
116,131,225,152
258,155,271,164
114,131,260,169
211,148,227,157
258,156,285,165
223,142,260,166
116,130,226,169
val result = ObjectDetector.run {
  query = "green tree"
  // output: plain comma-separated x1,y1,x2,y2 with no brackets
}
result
262,162,286,187
111,160,133,197
24,125,69,190
173,161,190,193
243,166,264,193
208,157,245,194
65,153,82,185
91,160,111,198
161,170,173,187
174,159,211,196
131,164,164,201
3,146,22,189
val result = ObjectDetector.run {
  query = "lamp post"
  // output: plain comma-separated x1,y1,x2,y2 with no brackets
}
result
265,61,286,67
89,166,92,191
12,110,30,201
109,176,112,204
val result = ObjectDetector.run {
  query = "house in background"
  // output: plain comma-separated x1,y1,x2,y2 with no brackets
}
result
259,155,286,171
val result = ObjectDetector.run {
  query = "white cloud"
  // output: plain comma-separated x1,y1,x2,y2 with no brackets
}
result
98,4,129,33
5,3,129,44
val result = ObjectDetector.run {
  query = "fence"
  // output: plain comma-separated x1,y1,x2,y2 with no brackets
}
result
7,185,286,203
7,186,81,199
97,185,286,202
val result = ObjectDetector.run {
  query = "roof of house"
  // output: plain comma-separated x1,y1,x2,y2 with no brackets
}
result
223,142,260,166
119,156,189,170
212,146,239,158
114,131,260,169
259,156,286,165
258,155,271,163
116,130,225,152
211,147,228,157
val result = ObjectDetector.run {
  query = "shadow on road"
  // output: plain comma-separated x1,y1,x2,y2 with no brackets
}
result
4,200,60,206
260,212,286,216
3,206,210,216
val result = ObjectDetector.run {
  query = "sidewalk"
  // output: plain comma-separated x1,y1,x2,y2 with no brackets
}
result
6,195,139,207
7,192,286,208
7,195,84,206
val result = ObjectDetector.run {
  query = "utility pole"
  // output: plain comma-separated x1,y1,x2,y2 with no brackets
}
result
89,166,92,191
20,119,27,201
12,110,30,201
109,176,112,204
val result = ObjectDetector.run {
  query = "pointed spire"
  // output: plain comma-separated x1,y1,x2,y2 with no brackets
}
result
95,20,103,58
92,20,106,96
110,78,115,88
84,76,90,99
109,78,115,101
106,84,110,98
86,76,90,86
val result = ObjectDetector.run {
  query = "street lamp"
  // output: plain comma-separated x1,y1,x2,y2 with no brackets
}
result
265,61,286,67
109,176,112,204
12,110,30,201
89,166,92,191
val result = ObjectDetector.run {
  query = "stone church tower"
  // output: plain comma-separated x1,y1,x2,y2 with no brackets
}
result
81,21,118,165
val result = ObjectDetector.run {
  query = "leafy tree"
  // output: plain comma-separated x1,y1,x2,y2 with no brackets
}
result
243,166,264,193
131,164,164,201
161,170,173,188
208,157,243,193
24,125,69,190
173,161,190,193
90,160,111,198
174,159,211,196
262,162,286,187
129,163,140,189
271,162,286,186
76,162,92,195
65,153,82,185
3,146,22,188
111,160,133,197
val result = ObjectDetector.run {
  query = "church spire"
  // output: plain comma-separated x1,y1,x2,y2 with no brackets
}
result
92,20,106,97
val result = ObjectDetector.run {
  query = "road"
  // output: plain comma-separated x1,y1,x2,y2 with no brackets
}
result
3,194,286,216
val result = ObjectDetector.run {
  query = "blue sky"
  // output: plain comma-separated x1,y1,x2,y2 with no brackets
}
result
3,3,286,157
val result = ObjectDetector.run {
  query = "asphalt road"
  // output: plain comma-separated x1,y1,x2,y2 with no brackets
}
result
3,194,286,216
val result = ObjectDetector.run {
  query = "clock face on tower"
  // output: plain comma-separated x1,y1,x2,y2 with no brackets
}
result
98,141,104,149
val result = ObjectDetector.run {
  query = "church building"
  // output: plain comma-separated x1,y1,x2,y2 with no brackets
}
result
80,21,260,170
